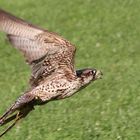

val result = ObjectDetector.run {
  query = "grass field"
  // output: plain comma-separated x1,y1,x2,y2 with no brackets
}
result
0,0,140,140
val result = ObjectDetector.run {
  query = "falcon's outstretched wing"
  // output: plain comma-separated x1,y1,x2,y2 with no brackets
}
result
0,9,76,87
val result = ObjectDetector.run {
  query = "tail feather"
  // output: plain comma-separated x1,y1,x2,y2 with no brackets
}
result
0,114,17,126
0,104,16,126
0,92,36,137
0,112,22,137
0,106,34,137
0,92,35,124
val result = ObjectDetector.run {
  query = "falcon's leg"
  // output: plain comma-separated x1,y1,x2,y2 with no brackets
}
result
0,113,17,126
0,105,34,137
0,104,16,126
0,111,22,137
0,92,35,126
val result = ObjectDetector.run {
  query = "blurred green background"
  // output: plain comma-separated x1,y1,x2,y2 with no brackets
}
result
0,0,140,140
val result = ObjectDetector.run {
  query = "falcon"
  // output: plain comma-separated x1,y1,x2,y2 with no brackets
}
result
0,9,102,137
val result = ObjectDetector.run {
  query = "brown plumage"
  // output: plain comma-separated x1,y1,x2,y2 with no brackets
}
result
0,9,102,137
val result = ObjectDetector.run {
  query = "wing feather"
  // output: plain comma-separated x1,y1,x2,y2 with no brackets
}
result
0,9,43,39
7,35,47,63
0,9,76,87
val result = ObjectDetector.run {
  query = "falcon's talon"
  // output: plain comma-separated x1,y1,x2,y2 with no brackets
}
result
0,9,102,137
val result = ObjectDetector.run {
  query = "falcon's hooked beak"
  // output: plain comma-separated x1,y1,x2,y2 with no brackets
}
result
93,69,103,80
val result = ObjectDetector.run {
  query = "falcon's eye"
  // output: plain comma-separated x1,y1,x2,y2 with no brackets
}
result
92,69,96,75
83,69,97,76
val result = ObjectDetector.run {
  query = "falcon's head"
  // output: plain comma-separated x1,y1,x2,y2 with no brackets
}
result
76,68,103,86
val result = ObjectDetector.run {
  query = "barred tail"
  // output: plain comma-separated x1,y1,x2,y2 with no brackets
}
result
0,104,16,126
0,114,21,137
0,92,35,137
0,104,34,137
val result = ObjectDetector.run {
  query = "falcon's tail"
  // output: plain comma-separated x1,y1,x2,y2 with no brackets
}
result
0,104,17,126
0,105,34,137
0,112,21,137
0,92,35,137
0,103,20,137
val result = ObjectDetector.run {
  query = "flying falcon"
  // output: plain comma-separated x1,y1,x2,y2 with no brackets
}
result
0,9,102,137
